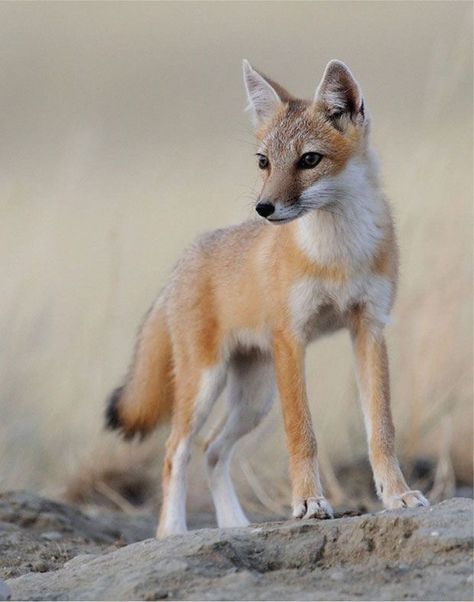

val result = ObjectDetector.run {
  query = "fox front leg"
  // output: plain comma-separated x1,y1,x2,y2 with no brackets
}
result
272,331,333,520
349,310,429,509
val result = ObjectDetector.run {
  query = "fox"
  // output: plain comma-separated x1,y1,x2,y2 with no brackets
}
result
106,59,429,538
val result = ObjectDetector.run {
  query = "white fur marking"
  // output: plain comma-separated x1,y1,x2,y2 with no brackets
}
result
192,364,227,433
226,328,272,356
209,452,250,528
161,438,190,535
161,365,226,537
297,157,385,267
207,359,274,528
288,271,394,343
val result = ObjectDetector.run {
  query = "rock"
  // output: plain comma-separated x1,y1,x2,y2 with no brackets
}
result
1,496,472,601
0,491,156,579
0,581,11,601
0,491,155,544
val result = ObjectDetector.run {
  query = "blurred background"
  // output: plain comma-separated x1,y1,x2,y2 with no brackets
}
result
0,2,472,518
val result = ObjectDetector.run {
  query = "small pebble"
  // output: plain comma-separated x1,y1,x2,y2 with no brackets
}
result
329,570,345,581
40,531,63,541
430,530,439,537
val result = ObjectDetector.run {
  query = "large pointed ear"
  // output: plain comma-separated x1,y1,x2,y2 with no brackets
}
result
242,60,293,127
314,60,365,128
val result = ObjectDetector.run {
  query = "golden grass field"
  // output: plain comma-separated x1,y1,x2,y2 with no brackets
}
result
0,2,472,513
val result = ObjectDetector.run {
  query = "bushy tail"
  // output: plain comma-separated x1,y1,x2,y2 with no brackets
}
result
106,303,174,438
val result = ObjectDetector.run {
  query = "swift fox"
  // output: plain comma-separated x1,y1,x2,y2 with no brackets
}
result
106,59,429,538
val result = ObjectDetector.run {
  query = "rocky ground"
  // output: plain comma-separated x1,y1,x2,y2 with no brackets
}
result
0,491,472,601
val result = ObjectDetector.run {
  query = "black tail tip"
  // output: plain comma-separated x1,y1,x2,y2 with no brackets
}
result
105,386,125,431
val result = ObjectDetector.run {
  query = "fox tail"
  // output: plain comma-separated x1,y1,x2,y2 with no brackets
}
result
105,303,174,438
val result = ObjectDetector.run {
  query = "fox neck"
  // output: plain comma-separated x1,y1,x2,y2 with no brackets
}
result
294,153,388,270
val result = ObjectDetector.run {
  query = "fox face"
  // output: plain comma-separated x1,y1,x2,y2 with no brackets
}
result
243,60,369,224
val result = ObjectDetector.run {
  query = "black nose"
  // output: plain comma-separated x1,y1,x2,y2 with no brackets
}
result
256,202,275,218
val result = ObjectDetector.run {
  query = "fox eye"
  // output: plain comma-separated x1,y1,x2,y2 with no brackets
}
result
298,152,323,169
256,154,269,169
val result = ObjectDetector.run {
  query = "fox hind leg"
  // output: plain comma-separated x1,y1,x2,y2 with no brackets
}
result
205,353,275,528
158,362,226,538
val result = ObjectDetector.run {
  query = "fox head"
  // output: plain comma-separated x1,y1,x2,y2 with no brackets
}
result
243,59,372,223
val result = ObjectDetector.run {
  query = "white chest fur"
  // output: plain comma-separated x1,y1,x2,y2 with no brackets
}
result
289,156,394,341
289,272,393,343
296,156,387,266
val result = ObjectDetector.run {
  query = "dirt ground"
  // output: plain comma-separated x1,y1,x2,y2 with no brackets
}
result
0,491,472,601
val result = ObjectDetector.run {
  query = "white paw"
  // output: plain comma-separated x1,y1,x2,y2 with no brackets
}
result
216,513,250,529
384,490,430,510
292,496,334,520
157,524,188,539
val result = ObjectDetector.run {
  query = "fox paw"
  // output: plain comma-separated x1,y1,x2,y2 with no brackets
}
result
293,496,334,520
384,490,430,510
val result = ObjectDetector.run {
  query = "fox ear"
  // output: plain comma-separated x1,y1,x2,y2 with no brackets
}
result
242,60,292,127
314,60,365,127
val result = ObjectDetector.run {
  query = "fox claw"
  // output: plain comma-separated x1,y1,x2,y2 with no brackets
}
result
293,496,334,520
384,490,430,510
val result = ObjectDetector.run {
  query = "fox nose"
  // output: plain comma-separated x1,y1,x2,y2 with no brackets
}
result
256,202,275,218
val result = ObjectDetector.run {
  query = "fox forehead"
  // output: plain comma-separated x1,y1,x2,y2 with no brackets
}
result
256,100,360,169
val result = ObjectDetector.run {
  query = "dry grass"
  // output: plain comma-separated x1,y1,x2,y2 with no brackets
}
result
0,2,471,515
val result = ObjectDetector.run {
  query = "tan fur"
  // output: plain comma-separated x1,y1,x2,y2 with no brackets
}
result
348,305,409,502
116,303,174,437
272,329,319,505
108,60,428,537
